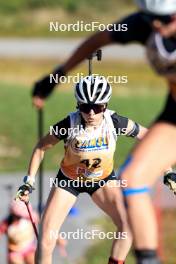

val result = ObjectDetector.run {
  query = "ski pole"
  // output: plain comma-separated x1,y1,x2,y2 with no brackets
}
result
87,49,102,75
24,201,38,239
38,108,44,216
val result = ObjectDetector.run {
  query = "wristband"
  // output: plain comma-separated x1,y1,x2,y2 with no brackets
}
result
164,168,173,176
23,175,35,187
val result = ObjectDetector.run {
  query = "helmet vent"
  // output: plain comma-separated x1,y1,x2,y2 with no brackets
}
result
76,83,84,100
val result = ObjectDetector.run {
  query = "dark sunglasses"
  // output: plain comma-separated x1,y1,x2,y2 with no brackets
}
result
78,104,106,114
143,13,172,25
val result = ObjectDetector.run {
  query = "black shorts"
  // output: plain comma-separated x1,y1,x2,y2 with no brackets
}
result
155,93,176,125
53,170,117,197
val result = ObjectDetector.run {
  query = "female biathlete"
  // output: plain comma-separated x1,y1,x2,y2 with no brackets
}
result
16,76,148,264
31,1,176,263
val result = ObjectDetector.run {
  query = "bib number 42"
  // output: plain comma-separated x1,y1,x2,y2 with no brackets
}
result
80,158,101,169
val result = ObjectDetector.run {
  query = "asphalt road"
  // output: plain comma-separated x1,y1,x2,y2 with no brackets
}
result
0,38,145,61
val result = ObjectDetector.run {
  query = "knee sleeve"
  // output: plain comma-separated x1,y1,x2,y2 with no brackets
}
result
135,250,161,264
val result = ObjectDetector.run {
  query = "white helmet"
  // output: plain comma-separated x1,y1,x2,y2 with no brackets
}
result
146,33,176,81
75,75,112,104
135,0,176,15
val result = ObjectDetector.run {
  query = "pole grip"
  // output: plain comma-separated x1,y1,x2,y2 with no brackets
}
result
87,49,102,75
97,49,102,61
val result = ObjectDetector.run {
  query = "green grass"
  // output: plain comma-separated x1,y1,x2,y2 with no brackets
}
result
80,216,135,264
0,58,166,90
80,210,176,264
0,0,133,13
0,1,136,37
0,80,166,172
162,210,176,263
0,58,167,172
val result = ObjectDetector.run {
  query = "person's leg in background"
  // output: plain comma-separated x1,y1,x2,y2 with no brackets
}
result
120,122,176,264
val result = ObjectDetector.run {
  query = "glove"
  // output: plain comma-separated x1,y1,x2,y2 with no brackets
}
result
32,75,56,99
163,172,176,194
32,66,65,99
15,176,35,201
